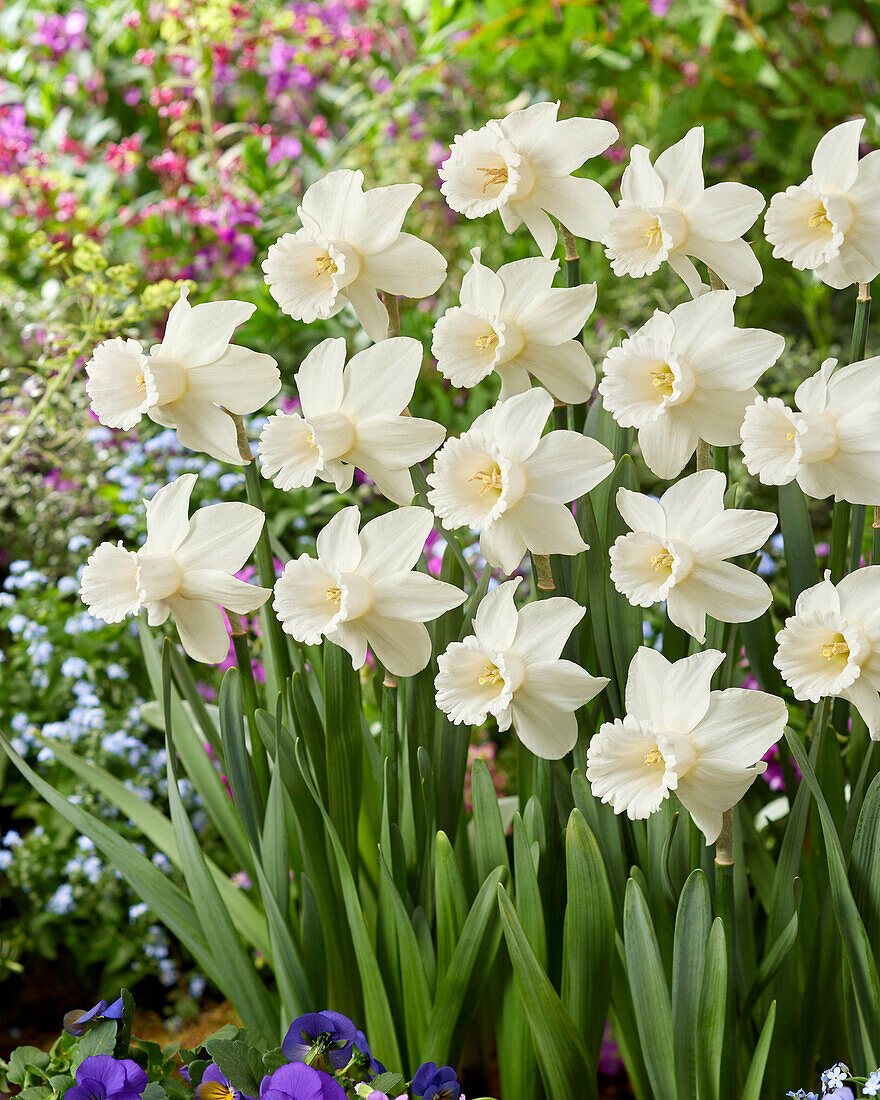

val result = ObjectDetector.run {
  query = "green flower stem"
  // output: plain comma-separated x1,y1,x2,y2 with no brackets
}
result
228,610,271,804
559,222,580,432
380,673,399,827
874,506,880,566
715,811,736,1100
380,290,401,339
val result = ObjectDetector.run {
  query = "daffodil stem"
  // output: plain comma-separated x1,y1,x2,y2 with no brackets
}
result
696,438,712,471
715,810,736,1100
228,610,270,806
873,506,880,566
381,291,400,339
380,673,398,827
708,268,726,292
559,223,580,431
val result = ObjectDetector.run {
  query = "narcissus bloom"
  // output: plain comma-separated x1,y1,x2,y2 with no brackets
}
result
431,247,598,402
273,506,465,676
764,119,880,288
775,569,880,737
610,471,776,642
259,337,444,505
85,287,280,464
427,388,614,574
439,101,618,258
603,127,765,296
263,169,446,342
435,580,607,758
79,474,270,663
741,356,880,504
598,291,784,479
586,648,787,842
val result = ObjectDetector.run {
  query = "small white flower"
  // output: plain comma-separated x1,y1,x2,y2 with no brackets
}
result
259,337,444,506
603,127,765,296
821,1063,851,1092
586,647,787,842
79,474,271,663
426,388,614,574
85,287,280,464
273,505,466,677
435,579,608,759
775,569,880,737
609,471,777,642
765,119,880,288
741,355,880,504
432,247,598,402
262,169,447,342
439,101,618,259
598,291,785,479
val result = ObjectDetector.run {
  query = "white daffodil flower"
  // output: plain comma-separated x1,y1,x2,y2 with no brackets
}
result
79,474,270,663
586,647,787,842
259,337,445,506
775,569,880,737
603,127,765,296
431,247,598,402
426,388,614,575
764,119,880,289
439,101,618,259
435,579,608,759
262,169,447,342
609,471,776,642
598,291,785,479
741,355,880,505
85,287,280,464
273,506,466,677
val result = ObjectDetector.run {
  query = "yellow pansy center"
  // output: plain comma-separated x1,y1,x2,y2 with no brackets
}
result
198,1084,236,1100
470,464,503,496
644,746,665,766
314,254,337,279
478,166,508,193
479,662,504,686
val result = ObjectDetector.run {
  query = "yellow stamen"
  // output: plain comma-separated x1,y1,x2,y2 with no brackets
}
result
786,431,796,440
475,332,500,351
314,254,337,278
644,218,663,246
650,369,675,389
469,466,503,495
477,166,508,193
809,208,829,228
644,747,664,766
821,640,850,660
325,586,341,603
650,551,675,571
478,663,504,686
135,374,146,393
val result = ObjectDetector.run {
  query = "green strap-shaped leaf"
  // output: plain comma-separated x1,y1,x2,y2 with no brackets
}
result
39,736,270,958
471,757,510,881
498,886,593,1100
323,641,364,872
850,771,880,950
294,740,401,1070
622,878,677,1100
378,856,429,1074
434,831,469,980
671,869,711,1100
741,909,798,1023
421,864,507,1068
741,1001,777,1100
219,668,264,854
162,645,278,1041
696,919,727,1100
785,726,880,1061
562,810,614,1074
778,481,820,605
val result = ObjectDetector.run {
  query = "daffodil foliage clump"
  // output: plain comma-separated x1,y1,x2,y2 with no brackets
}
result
10,104,880,1100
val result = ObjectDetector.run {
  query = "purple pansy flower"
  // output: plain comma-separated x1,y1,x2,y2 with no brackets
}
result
352,1031,384,1075
65,1055,148,1100
411,1064,461,1100
282,1012,356,1069
259,1063,346,1100
195,1064,254,1100
64,997,124,1037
